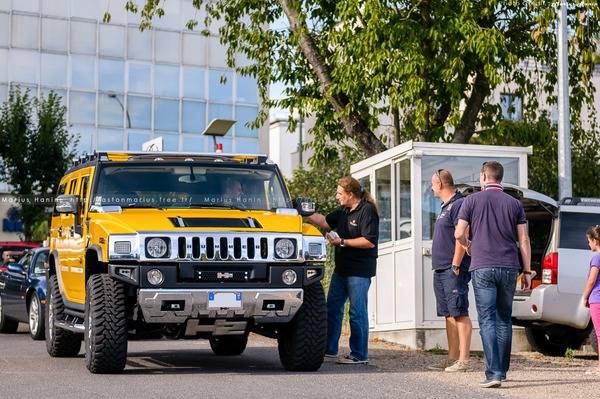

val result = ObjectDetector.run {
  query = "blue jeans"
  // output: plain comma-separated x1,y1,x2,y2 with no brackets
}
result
326,272,371,361
472,267,518,380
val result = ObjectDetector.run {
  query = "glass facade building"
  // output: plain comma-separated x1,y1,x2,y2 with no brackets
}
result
0,0,261,154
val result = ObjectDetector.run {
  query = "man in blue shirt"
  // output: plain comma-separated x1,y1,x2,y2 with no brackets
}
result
428,169,472,373
455,161,532,388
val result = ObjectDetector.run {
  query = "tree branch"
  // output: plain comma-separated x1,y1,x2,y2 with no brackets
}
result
453,67,491,143
278,0,386,155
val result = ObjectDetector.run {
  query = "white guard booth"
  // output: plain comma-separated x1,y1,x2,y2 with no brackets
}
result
350,141,532,351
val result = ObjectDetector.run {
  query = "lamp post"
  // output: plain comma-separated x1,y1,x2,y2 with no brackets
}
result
108,92,131,129
202,118,236,152
557,2,572,199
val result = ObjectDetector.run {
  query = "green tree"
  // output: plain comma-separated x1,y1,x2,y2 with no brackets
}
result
475,118,600,200
0,88,77,241
127,0,599,164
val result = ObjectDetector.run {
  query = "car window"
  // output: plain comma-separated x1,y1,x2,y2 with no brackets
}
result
559,211,600,250
19,252,32,272
33,252,48,274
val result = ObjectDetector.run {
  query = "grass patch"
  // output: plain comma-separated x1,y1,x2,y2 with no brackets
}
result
564,348,576,360
426,344,447,355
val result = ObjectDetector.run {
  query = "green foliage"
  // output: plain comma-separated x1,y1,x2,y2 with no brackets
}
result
130,1,599,164
0,87,77,241
475,119,600,199
426,344,447,355
286,147,362,215
564,347,575,360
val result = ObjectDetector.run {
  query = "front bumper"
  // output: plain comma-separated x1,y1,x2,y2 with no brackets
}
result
138,288,303,324
512,284,590,329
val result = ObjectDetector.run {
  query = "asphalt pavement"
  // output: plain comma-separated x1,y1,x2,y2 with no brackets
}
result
0,328,505,399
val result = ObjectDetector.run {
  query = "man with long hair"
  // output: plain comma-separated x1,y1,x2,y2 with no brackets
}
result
307,176,379,364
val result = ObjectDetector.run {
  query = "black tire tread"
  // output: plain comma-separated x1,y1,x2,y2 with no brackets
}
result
525,325,586,357
85,274,128,374
277,282,327,371
45,275,82,357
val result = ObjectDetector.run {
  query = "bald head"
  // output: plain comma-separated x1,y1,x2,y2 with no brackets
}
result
433,169,454,187
431,169,456,201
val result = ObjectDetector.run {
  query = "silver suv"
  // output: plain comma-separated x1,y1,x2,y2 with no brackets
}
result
512,197,600,355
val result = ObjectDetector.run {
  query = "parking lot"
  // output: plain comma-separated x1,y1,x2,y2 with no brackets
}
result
1,326,599,399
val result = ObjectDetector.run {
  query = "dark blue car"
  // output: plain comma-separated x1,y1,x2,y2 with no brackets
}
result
0,248,48,340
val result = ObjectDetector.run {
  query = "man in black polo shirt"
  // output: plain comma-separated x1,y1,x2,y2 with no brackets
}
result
307,176,379,365
428,169,472,373
455,161,532,388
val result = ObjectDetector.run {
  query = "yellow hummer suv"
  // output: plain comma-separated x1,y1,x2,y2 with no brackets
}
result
46,151,327,374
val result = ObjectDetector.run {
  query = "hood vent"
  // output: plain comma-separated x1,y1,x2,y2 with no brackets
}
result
169,217,263,229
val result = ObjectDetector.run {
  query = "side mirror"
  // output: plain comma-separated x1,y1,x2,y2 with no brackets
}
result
294,197,316,217
7,262,25,275
55,194,79,214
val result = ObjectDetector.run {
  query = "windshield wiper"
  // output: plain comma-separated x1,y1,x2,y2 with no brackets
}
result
188,202,247,211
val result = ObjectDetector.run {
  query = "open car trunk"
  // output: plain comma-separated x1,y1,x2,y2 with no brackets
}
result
457,184,558,285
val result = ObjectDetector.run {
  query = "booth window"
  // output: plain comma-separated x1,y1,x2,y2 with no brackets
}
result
375,166,391,243
421,155,520,240
396,159,411,239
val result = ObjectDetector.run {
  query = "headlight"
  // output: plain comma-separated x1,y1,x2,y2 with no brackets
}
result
275,238,296,259
146,237,169,258
147,269,164,286
282,269,297,285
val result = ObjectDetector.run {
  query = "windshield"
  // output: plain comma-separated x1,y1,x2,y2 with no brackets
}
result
92,164,290,211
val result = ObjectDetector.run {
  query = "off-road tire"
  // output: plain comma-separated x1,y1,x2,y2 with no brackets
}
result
28,292,45,340
525,325,587,356
209,334,248,356
85,274,128,374
277,282,327,371
0,295,19,333
45,275,82,357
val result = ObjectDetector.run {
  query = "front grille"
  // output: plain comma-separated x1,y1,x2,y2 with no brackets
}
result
171,234,275,261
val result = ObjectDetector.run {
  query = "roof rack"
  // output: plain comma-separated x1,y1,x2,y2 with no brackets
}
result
70,152,100,168
559,197,600,206
99,151,269,165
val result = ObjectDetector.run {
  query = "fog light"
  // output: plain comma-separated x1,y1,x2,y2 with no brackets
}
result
282,269,297,285
114,241,131,254
147,269,164,286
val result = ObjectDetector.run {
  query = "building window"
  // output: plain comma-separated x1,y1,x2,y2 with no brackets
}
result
97,128,123,151
12,15,39,50
154,30,180,64
99,59,125,92
208,103,232,122
71,21,97,55
182,66,205,98
235,138,259,154
99,24,125,58
41,53,68,87
0,49,7,82
70,125,95,154
235,105,258,137
0,13,8,47
236,75,259,103
208,70,233,102
128,27,152,61
70,55,96,90
127,131,152,150
154,98,179,131
13,0,39,13
70,0,99,20
375,166,392,243
182,134,205,152
128,63,151,94
98,93,124,127
160,133,180,151
500,93,523,121
182,33,205,66
42,18,68,53
42,0,69,17
154,64,179,97
182,100,206,133
127,95,152,129
10,50,39,83
208,36,227,68
69,91,96,125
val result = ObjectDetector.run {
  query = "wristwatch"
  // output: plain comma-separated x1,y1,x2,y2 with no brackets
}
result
522,270,533,275
340,238,346,247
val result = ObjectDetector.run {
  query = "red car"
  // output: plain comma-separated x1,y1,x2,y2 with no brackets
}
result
0,242,41,272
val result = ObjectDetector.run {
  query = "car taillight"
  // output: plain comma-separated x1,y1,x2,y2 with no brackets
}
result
542,252,558,284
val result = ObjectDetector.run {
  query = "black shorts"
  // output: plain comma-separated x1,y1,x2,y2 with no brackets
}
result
433,267,471,318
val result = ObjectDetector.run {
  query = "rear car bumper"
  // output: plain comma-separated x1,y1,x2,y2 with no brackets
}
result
138,288,303,325
512,284,590,329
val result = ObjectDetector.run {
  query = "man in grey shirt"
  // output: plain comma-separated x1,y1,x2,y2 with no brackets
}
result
455,161,532,388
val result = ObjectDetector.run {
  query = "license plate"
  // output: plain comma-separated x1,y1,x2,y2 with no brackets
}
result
208,292,242,309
